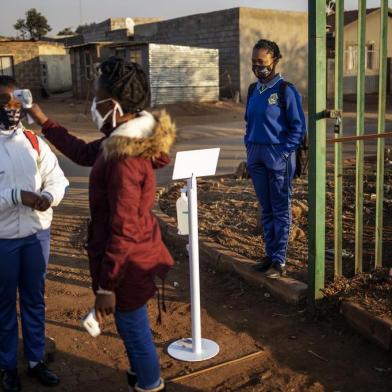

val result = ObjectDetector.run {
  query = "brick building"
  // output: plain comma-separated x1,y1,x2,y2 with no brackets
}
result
0,40,72,96
134,7,308,101
52,17,162,47
70,42,219,105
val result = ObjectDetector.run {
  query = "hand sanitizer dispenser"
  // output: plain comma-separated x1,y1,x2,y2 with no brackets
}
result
176,187,189,235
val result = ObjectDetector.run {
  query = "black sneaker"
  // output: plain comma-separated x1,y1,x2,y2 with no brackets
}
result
27,362,59,387
127,370,137,391
1,369,21,392
252,256,272,272
265,261,285,278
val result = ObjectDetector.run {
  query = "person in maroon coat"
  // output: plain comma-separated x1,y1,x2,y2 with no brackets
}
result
28,57,176,392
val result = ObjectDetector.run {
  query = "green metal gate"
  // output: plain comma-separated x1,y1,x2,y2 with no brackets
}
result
308,0,390,305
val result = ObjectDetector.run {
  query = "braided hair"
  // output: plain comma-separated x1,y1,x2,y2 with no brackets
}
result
253,39,282,60
98,56,150,113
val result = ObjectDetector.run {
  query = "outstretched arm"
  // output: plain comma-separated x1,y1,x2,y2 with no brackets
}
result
28,104,104,167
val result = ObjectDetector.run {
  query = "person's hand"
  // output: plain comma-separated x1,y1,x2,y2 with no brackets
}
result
34,195,52,211
21,190,42,209
26,103,48,126
95,293,116,323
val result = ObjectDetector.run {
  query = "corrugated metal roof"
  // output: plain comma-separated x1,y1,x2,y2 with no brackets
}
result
67,41,114,49
103,41,149,48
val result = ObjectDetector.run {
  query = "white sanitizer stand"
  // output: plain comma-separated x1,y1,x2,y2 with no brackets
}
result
168,148,220,362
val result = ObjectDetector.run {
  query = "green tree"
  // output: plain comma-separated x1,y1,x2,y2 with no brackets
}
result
14,8,52,40
58,27,75,36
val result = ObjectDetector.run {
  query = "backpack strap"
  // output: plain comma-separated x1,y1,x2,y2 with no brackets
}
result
246,82,257,107
23,130,41,157
278,80,294,111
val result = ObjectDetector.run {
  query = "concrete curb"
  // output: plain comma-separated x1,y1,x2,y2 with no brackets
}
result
157,180,392,349
340,300,392,352
154,206,308,305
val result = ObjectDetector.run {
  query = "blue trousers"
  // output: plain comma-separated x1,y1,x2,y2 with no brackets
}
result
247,143,295,265
115,305,160,390
0,229,50,370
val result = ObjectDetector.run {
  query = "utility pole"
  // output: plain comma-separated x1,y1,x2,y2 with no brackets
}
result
79,0,83,25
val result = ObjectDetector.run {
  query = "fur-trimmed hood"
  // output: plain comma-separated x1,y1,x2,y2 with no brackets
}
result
102,110,176,161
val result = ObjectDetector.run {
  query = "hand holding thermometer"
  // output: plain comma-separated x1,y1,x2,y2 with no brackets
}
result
12,89,34,124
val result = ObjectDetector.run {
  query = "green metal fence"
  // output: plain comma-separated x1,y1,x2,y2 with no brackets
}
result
308,0,390,305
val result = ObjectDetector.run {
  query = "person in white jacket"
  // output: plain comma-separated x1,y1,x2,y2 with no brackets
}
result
0,76,69,392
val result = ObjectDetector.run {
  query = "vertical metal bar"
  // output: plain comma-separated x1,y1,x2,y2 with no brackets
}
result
187,175,202,354
334,0,344,278
355,0,366,274
308,0,327,305
375,1,388,268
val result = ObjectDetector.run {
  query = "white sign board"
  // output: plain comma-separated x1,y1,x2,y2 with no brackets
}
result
172,148,220,180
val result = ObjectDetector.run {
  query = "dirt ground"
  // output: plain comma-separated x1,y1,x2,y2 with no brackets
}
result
19,198,392,392
160,158,392,280
322,269,392,319
14,95,392,391
159,157,392,320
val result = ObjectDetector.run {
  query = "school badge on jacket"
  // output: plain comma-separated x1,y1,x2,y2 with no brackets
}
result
268,93,278,105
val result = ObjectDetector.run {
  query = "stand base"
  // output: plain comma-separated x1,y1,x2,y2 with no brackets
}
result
168,338,219,362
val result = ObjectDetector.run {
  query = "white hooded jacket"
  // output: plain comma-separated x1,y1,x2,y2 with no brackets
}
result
0,124,69,239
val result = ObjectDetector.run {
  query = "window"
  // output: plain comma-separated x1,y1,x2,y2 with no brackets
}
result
115,48,126,59
345,42,377,72
346,44,358,72
84,51,93,80
0,56,14,77
130,49,142,66
366,42,376,70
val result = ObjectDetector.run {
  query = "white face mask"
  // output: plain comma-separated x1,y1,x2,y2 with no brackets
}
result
90,98,124,130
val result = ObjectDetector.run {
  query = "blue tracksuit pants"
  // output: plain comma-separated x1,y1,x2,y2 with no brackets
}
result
247,143,296,265
0,229,50,370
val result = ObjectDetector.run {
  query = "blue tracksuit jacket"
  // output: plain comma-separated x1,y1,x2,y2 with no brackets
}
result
244,75,306,154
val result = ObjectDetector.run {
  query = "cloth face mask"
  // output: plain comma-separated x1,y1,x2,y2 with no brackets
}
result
252,64,274,80
0,97,22,135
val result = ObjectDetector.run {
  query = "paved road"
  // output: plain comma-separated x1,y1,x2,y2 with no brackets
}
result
57,119,248,187
56,115,392,189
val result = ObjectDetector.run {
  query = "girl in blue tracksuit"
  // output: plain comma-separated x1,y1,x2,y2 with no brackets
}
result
245,39,306,277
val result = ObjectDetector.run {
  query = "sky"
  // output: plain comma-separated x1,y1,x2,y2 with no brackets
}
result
0,0,390,37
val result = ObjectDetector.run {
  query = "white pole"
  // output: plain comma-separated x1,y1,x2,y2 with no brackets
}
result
168,149,220,362
187,174,202,354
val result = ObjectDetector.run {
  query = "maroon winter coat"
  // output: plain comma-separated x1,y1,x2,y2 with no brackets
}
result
42,111,176,311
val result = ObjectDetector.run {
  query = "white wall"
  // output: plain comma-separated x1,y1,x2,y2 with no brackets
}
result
38,44,72,93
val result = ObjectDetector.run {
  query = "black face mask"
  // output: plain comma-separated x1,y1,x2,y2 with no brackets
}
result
0,107,22,131
252,64,274,80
